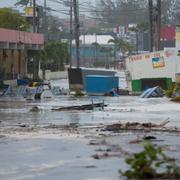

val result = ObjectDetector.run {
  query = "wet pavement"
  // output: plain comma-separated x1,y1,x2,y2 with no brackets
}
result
0,87,180,179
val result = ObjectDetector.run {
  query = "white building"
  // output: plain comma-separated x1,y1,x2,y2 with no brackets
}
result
125,48,180,92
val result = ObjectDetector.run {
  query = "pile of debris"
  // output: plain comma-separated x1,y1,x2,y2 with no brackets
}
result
52,102,107,111
103,120,171,132
140,86,164,98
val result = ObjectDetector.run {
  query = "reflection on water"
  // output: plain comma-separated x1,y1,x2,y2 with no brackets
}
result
0,96,180,127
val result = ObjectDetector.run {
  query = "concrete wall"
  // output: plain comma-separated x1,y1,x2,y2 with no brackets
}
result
126,49,177,82
39,70,68,80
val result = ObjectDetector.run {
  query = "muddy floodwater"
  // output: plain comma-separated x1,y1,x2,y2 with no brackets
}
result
0,89,180,179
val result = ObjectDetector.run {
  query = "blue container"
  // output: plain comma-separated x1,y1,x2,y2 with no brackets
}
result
17,79,29,86
85,75,119,95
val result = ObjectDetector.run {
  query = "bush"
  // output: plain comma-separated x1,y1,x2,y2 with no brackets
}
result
166,87,173,98
120,143,180,179
74,88,84,97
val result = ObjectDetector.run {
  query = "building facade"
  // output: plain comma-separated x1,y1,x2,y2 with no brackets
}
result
0,28,44,81
72,35,116,68
125,49,176,92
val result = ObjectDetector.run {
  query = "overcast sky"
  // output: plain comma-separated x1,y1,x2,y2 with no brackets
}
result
0,0,96,18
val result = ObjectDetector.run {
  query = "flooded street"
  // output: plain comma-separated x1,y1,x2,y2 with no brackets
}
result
0,95,180,127
0,88,180,180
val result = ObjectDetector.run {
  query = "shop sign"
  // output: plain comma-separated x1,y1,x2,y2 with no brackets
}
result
152,56,165,68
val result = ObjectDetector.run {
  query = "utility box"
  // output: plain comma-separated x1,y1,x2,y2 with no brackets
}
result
85,75,119,95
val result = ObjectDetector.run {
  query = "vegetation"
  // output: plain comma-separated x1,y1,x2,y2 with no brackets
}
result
108,38,134,55
41,41,68,73
166,87,174,98
0,8,29,31
74,88,84,97
120,143,180,179
94,0,180,27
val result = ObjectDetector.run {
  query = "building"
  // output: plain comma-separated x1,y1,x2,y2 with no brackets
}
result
136,26,176,52
0,28,44,81
125,25,180,92
72,34,116,68
125,49,177,92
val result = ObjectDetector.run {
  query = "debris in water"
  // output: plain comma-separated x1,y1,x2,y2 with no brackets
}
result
52,102,107,111
104,120,170,132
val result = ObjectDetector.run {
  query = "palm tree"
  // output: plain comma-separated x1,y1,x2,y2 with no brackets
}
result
108,37,133,56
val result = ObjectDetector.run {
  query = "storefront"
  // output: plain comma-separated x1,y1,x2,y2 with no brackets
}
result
0,28,44,81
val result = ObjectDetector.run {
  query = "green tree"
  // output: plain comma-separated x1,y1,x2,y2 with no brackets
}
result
41,41,68,78
0,8,29,31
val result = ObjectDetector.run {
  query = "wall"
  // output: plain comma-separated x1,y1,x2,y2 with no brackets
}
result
126,49,177,82
39,70,68,80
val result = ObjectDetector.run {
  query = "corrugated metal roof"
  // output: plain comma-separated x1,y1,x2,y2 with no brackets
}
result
0,28,44,45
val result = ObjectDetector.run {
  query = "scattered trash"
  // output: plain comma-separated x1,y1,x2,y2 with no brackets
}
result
104,88,119,97
140,86,164,98
84,165,97,169
18,124,29,128
30,106,40,112
129,135,158,144
143,135,157,140
92,153,109,160
89,139,107,146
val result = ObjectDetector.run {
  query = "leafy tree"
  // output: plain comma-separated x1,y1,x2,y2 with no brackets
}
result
0,8,29,31
108,37,134,55
94,0,148,27
94,0,180,27
41,41,68,77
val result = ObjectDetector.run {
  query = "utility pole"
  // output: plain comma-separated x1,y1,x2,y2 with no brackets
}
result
157,0,161,51
149,0,153,52
33,0,36,33
73,0,80,68
44,0,48,41
69,0,73,68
